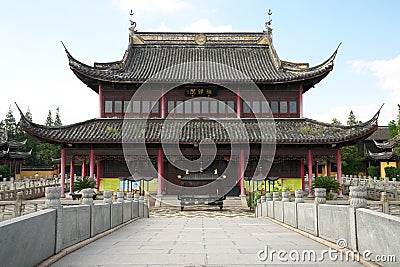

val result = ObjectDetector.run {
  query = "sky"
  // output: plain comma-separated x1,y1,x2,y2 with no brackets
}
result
1,0,400,126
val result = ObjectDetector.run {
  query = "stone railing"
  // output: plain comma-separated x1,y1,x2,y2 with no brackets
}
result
256,186,400,267
0,177,70,201
341,175,400,200
0,187,148,267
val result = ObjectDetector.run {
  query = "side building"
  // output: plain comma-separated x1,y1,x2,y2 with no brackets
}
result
0,128,31,178
19,18,379,197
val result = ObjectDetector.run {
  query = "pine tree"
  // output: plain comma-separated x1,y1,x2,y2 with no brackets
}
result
45,110,53,126
3,105,17,138
347,111,357,126
25,107,33,121
388,104,400,138
54,107,62,126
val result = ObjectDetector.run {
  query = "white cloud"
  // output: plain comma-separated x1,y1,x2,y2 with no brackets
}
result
347,55,400,124
183,19,232,32
158,22,171,32
314,103,387,126
119,0,189,13
348,55,400,96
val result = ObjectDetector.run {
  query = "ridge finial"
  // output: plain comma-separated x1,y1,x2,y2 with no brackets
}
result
265,9,273,29
129,9,137,32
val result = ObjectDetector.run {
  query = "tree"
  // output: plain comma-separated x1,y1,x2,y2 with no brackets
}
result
388,104,400,137
45,110,53,126
331,118,342,126
388,104,400,156
336,111,366,175
25,107,33,121
2,106,17,138
341,145,365,175
347,110,362,126
0,165,11,179
54,107,62,127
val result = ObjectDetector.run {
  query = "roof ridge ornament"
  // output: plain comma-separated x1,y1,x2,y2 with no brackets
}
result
265,9,272,29
263,9,273,42
129,9,137,33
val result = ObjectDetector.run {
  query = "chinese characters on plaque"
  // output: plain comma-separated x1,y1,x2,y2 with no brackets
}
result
185,86,217,97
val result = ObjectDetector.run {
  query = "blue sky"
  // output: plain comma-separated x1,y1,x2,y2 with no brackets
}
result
1,0,399,125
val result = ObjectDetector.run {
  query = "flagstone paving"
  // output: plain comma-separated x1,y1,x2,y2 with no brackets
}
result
51,216,363,266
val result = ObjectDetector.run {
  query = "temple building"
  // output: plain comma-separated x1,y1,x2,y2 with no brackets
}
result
365,127,399,177
19,16,380,197
0,128,31,178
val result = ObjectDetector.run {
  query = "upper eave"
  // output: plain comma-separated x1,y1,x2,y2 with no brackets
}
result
62,32,338,93
18,107,380,147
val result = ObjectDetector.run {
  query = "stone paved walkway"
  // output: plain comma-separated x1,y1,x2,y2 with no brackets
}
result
150,206,255,218
51,217,363,266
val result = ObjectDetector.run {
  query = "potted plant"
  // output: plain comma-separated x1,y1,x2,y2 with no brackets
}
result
71,178,97,200
312,176,341,200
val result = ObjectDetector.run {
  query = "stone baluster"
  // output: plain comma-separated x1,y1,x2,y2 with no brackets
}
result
81,188,94,205
45,186,62,209
281,191,290,202
139,196,144,217
45,186,63,253
117,192,125,203
265,193,272,201
295,190,304,203
14,192,24,217
272,192,280,201
260,195,266,203
314,188,326,204
133,194,139,217
103,191,113,204
349,186,367,208
143,199,149,218
126,192,133,201
381,192,389,214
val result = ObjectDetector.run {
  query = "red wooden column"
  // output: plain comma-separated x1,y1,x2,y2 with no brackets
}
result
82,160,86,178
300,157,305,191
236,85,241,118
96,159,101,190
337,148,343,197
69,157,74,194
161,84,166,118
239,149,245,196
61,148,66,197
327,159,332,178
157,148,164,196
89,148,95,178
315,163,319,178
99,84,104,117
307,149,313,196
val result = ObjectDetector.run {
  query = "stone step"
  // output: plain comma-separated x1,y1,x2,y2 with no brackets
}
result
154,195,244,207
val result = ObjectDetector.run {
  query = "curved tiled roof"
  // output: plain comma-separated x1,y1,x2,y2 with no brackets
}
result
20,116,378,146
64,32,338,92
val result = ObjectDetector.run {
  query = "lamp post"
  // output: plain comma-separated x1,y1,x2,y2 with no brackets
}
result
266,176,280,193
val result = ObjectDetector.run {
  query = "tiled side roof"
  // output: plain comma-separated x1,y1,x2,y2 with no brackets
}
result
64,32,337,89
366,149,395,160
365,126,389,141
21,116,378,145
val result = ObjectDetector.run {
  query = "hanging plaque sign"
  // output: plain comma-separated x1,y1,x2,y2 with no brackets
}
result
185,86,217,97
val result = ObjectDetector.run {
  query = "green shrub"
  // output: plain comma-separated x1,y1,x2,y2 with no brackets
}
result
367,165,380,178
312,176,341,193
384,166,400,180
0,165,11,179
73,178,96,192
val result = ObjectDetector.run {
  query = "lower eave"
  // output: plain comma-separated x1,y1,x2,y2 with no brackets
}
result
72,66,332,94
